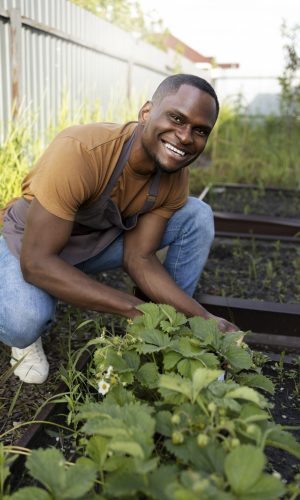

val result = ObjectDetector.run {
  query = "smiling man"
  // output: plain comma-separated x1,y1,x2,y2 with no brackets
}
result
0,73,238,384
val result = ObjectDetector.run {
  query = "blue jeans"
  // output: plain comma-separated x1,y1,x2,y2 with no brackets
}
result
0,197,214,348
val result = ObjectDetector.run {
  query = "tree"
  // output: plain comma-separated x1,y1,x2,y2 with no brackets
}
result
70,0,169,49
279,22,300,118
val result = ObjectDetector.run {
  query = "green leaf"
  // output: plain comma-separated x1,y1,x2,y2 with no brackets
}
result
123,350,140,371
224,345,252,370
136,303,162,328
266,426,300,459
109,440,145,459
10,487,51,500
87,435,108,469
159,373,192,400
239,403,270,423
62,457,97,498
25,450,97,500
155,411,173,437
197,352,220,369
192,368,224,401
225,445,265,494
237,374,274,394
139,329,171,350
147,465,179,500
159,304,178,323
26,449,66,496
240,473,286,499
105,350,132,372
225,387,264,406
166,438,225,475
136,362,159,388
189,317,221,347
163,351,182,370
105,385,136,406
104,471,146,497
177,337,202,358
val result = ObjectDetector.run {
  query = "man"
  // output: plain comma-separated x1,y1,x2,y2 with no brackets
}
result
0,73,237,384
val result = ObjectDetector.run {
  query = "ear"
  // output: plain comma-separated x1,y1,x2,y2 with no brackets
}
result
138,100,153,124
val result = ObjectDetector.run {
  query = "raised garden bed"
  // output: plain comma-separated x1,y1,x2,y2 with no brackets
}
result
194,236,300,346
199,183,300,237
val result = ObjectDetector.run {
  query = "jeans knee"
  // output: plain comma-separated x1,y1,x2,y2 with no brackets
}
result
185,197,215,244
0,302,55,348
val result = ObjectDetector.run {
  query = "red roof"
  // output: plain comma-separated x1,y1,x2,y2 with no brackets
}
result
155,33,239,69
164,34,214,64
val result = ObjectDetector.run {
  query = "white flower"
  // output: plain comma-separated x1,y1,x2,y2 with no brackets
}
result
98,379,110,395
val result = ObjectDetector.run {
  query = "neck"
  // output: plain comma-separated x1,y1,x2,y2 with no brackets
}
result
128,126,157,175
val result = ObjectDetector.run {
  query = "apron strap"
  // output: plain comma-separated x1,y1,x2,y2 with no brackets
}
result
101,129,137,197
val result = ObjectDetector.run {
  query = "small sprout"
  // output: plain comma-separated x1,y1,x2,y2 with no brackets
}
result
98,379,110,395
172,431,184,445
171,414,181,425
197,434,209,448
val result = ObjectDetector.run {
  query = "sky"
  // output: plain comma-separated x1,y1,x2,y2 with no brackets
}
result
139,0,299,77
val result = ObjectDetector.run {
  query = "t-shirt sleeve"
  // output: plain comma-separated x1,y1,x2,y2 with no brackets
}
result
151,169,189,219
29,137,97,220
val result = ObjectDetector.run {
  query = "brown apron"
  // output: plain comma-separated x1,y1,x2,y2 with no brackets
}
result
3,131,161,265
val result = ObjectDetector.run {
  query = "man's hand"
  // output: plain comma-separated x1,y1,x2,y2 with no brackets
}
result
124,213,243,332
206,313,240,333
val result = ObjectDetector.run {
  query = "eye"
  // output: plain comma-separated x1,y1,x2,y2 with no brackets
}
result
169,113,183,124
194,128,209,137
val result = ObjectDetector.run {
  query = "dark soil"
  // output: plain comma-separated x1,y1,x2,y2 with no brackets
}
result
204,185,300,218
196,237,300,303
264,361,300,481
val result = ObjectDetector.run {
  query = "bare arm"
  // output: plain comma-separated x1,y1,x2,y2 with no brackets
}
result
123,211,239,332
20,199,142,318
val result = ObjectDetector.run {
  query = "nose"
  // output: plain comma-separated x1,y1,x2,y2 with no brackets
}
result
176,125,193,145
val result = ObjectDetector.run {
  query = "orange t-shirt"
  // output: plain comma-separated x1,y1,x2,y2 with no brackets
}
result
22,121,189,221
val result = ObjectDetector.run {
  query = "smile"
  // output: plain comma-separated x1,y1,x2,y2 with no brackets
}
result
164,142,186,157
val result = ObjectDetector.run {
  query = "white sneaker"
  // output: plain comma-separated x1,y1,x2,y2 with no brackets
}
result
10,337,49,384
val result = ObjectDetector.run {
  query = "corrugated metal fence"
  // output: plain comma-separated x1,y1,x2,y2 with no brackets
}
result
0,0,207,142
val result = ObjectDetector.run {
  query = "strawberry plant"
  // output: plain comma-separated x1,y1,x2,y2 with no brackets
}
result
5,304,300,499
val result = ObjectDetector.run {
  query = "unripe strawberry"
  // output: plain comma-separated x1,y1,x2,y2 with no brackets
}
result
172,431,184,445
197,433,209,448
246,424,257,435
230,438,240,448
171,414,181,425
208,402,217,413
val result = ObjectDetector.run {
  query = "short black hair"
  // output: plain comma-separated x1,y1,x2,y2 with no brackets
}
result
152,73,219,118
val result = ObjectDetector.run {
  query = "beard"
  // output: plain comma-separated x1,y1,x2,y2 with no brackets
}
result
141,135,187,175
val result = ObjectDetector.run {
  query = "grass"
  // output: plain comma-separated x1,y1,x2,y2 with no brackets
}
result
0,94,141,210
190,105,300,193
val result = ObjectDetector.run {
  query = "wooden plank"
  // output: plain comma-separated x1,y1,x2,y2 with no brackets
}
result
9,8,22,118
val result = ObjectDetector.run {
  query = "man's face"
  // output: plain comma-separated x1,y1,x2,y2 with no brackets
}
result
139,84,218,174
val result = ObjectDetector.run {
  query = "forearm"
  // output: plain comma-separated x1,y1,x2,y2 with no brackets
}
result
21,255,142,319
125,254,211,319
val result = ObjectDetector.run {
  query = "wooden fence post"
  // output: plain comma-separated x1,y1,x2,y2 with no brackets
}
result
9,8,22,119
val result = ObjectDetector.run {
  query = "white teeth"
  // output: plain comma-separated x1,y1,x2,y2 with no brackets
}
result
165,142,186,156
